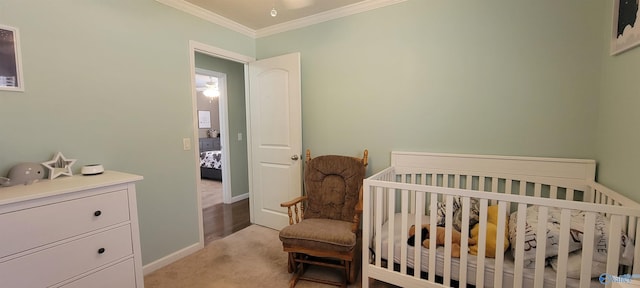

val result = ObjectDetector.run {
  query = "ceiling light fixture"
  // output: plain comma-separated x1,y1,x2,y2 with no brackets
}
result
203,78,220,98
270,1,278,17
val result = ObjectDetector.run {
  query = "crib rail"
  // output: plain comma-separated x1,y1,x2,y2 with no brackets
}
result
362,167,640,288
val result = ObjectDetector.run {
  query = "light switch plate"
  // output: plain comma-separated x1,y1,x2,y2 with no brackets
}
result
183,138,191,150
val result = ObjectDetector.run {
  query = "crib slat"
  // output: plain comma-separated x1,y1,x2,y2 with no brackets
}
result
443,195,454,286
513,203,527,288
459,197,470,286
555,209,571,288
491,178,499,206
634,220,640,275
533,206,548,288
400,189,409,274
409,188,416,215
567,188,575,201
375,186,383,267
493,201,508,288
506,179,513,195
413,192,424,279
628,216,637,243
519,181,526,196
606,214,622,277
534,183,542,198
584,185,594,203
506,180,514,212
475,199,488,287
550,185,558,199
428,193,438,282
579,212,596,287
387,189,396,272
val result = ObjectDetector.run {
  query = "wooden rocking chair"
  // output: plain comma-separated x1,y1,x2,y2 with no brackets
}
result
279,149,368,287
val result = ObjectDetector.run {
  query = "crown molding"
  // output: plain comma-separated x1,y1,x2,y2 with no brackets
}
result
256,0,407,38
156,0,256,38
157,0,407,39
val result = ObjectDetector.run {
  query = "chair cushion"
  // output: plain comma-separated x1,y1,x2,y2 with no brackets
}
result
279,218,356,253
304,155,365,222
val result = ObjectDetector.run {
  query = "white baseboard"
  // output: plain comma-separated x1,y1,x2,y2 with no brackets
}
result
142,242,204,275
230,192,249,203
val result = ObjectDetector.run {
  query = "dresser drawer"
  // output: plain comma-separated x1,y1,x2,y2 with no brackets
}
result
57,258,137,288
0,225,133,288
0,190,130,258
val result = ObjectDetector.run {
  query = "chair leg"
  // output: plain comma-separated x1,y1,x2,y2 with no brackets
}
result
342,260,350,288
348,250,362,283
349,234,362,283
287,253,296,273
289,255,306,288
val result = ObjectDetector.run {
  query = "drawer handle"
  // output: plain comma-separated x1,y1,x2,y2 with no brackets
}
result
94,210,102,217
98,248,106,254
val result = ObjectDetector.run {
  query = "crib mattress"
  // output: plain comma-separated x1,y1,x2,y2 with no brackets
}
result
377,214,601,288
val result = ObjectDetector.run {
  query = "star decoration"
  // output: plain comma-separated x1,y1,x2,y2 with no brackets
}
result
42,152,77,180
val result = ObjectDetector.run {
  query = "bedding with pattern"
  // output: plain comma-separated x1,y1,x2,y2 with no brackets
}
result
435,198,635,279
200,150,222,169
508,205,635,277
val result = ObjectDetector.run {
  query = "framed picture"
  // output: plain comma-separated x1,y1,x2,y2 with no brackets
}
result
0,25,23,91
198,110,211,128
611,0,640,55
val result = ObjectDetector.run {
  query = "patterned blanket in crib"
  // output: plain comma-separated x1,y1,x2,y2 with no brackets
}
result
508,206,635,269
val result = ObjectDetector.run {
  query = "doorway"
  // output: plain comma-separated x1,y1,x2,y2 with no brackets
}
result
190,41,254,247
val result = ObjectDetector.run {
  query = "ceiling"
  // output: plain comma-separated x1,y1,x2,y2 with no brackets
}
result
158,0,406,37
184,0,368,30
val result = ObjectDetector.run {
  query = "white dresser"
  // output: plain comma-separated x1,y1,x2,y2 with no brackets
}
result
0,171,144,287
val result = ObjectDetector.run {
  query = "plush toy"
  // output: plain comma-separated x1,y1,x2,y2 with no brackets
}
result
469,205,510,258
0,163,46,187
408,224,476,258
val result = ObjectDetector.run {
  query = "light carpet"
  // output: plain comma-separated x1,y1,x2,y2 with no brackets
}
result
144,224,398,288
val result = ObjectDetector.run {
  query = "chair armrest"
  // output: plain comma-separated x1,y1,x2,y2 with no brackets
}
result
280,196,307,208
281,196,307,225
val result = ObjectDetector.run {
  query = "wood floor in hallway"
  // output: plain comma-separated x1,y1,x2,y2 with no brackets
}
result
201,179,251,245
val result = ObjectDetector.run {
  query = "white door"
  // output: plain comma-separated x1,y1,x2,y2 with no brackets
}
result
248,53,302,231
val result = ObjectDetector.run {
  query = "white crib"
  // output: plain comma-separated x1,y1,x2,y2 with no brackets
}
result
362,152,640,288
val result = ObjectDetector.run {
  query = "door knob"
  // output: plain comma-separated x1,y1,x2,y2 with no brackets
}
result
291,155,299,160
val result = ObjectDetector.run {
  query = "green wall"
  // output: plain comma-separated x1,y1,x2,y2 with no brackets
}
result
0,0,254,265
2,0,638,270
597,1,640,202
195,53,249,198
257,0,604,174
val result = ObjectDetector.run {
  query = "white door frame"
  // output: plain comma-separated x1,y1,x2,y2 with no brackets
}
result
194,67,229,201
188,40,255,247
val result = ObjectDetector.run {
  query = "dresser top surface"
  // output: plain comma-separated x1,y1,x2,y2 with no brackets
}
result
0,171,143,206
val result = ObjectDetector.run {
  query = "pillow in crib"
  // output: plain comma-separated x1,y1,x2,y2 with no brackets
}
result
436,196,480,232
549,251,607,279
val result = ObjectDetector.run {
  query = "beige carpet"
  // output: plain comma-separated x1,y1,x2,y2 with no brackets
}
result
144,225,398,288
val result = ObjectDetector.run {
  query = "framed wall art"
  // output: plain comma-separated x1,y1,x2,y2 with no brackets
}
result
611,0,640,55
0,25,24,91
198,110,211,128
